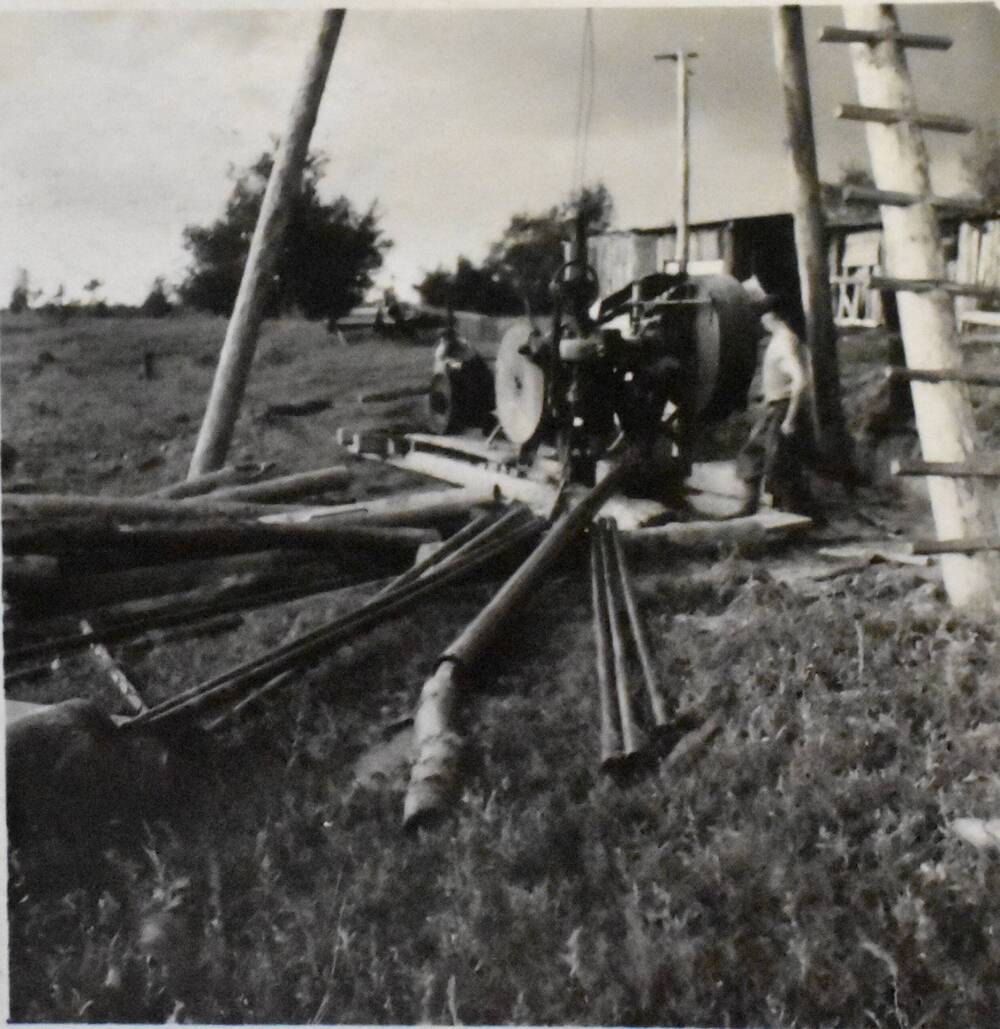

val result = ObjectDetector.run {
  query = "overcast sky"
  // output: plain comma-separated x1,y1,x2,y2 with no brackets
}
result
2,3,998,304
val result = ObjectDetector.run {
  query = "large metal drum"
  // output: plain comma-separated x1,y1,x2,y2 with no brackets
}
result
685,274,761,423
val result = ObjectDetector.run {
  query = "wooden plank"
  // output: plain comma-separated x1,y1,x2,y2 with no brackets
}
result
885,366,1000,389
837,103,972,135
359,385,429,404
406,433,520,467
819,25,952,50
80,619,148,715
960,310,1000,330
385,449,557,515
842,184,988,215
912,537,1000,556
258,485,498,527
869,275,1000,301
892,458,1000,478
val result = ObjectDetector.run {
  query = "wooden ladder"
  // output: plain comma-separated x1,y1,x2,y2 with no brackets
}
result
821,4,1000,610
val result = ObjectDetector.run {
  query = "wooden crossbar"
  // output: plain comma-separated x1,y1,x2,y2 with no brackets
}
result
841,184,989,216
869,275,1000,301
892,458,1000,479
912,537,1000,556
885,366,1000,388
819,26,952,50
837,103,972,134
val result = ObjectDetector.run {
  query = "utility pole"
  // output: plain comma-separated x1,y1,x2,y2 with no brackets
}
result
840,3,1000,611
771,6,852,469
189,10,345,478
654,50,698,274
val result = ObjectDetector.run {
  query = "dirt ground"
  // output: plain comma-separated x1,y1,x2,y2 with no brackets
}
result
4,311,1000,1026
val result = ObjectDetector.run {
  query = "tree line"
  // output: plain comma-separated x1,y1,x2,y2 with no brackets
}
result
9,124,999,322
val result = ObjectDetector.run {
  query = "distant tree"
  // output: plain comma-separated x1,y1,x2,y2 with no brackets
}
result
141,277,173,318
962,119,1000,210
415,182,614,316
8,268,31,313
179,149,390,321
821,162,879,221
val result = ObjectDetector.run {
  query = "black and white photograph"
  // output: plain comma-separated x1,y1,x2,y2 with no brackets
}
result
3,2,1000,1025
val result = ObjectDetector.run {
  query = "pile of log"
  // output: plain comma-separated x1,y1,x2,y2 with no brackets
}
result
1,462,448,665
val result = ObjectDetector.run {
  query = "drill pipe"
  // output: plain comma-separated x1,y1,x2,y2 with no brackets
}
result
591,531,623,769
607,520,673,733
599,522,646,762
402,453,637,829
128,514,543,729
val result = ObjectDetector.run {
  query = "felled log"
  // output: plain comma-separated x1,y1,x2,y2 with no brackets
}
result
6,548,344,616
206,465,350,503
3,516,437,560
260,485,500,528
403,452,638,828
359,384,429,404
591,532,623,770
2,491,320,524
620,511,812,555
264,397,332,417
143,462,272,500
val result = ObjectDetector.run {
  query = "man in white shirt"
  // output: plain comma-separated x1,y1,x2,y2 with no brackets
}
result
736,300,813,515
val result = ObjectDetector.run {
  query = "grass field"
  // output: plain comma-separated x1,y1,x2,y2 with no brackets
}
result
4,311,1000,1026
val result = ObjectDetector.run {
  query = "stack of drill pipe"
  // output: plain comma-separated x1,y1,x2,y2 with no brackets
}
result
603,520,675,739
594,524,646,769
120,506,543,732
402,452,638,828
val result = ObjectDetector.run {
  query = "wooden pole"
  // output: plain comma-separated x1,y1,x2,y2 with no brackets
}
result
842,4,1000,611
188,10,345,477
654,51,697,273
772,6,851,468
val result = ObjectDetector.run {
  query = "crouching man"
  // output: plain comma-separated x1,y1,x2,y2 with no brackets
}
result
736,298,814,516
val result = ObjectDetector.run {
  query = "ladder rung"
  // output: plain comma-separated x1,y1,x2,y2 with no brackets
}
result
869,276,1000,301
912,536,1000,556
841,184,990,216
819,26,953,50
892,458,1000,478
885,366,1000,388
837,103,973,134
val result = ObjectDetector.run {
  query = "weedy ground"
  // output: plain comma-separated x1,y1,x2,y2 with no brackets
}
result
4,312,1000,1026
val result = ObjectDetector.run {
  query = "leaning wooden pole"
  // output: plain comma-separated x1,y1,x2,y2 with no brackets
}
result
772,6,851,469
403,455,636,828
843,4,1000,611
188,10,345,478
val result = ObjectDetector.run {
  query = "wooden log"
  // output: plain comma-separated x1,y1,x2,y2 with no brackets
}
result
599,526,645,760
3,517,436,559
259,485,500,528
264,397,332,418
80,619,148,715
837,103,972,134
2,492,328,524
620,511,812,555
844,3,1000,612
891,458,1000,479
591,532,623,770
143,463,272,500
188,10,345,476
205,465,350,503
819,25,952,50
607,521,671,730
403,452,637,828
885,366,1000,389
9,549,343,616
772,6,852,468
912,537,1000,556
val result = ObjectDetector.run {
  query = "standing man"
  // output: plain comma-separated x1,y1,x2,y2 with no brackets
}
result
736,293,814,516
